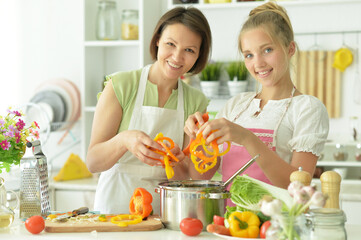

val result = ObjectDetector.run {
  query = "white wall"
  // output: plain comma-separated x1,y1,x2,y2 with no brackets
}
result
1,0,361,143
0,0,21,114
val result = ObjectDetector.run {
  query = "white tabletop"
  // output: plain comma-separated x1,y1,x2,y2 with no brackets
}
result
1,218,360,240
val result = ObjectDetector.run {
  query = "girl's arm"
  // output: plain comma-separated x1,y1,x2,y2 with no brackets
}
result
200,117,317,189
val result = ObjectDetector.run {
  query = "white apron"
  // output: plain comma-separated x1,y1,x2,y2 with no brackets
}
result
94,64,184,214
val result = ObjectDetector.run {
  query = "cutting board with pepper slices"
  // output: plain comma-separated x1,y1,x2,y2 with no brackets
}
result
44,215,163,233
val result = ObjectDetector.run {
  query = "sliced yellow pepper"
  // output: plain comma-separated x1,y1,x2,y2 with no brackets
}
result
228,211,260,238
98,214,107,222
149,132,179,179
110,214,142,227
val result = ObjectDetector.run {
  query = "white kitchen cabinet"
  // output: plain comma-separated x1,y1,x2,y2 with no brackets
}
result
49,177,98,211
80,0,164,159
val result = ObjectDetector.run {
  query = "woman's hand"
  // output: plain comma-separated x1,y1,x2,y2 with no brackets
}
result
168,143,186,166
184,112,207,139
122,130,166,166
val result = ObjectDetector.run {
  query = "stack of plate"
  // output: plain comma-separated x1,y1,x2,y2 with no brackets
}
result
27,78,81,131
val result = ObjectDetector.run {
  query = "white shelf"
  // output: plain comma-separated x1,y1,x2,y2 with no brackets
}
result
317,161,361,167
84,106,96,112
80,0,164,159
169,0,361,9
84,40,139,47
313,178,361,185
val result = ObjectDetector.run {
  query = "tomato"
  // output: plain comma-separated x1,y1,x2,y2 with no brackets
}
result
179,217,203,236
260,220,271,238
213,215,225,226
25,215,45,234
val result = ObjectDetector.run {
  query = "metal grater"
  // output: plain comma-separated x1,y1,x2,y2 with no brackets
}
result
19,140,50,218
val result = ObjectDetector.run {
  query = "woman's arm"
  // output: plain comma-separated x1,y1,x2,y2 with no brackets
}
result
86,80,165,173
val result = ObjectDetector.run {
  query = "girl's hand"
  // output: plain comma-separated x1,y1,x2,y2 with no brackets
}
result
200,117,250,145
184,112,207,139
122,130,165,166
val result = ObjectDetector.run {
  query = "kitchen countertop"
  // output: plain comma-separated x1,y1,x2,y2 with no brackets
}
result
1,218,360,240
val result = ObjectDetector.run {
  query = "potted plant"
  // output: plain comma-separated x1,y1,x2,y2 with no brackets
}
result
226,61,248,96
199,61,223,98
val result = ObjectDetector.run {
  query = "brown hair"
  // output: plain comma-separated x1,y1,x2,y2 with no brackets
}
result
238,2,295,53
149,7,212,75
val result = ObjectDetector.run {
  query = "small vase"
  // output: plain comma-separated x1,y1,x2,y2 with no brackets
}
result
200,81,220,98
228,79,247,97
266,213,309,240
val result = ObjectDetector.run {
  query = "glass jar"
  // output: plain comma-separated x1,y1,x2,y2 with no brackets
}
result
355,143,361,161
266,212,309,240
305,208,347,240
96,0,120,40
333,143,348,161
121,9,139,40
0,177,17,229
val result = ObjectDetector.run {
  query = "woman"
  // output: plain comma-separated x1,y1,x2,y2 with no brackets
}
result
87,7,212,214
184,2,329,198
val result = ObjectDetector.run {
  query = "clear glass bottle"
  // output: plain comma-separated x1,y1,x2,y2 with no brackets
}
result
96,0,120,40
305,208,347,240
121,9,139,40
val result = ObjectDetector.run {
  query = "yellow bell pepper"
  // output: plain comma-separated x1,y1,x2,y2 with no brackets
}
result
228,211,260,238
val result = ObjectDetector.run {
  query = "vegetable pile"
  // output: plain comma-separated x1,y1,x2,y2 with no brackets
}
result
206,175,295,238
207,212,270,239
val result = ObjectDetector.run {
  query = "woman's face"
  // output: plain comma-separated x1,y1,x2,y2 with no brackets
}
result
156,23,201,81
240,27,294,88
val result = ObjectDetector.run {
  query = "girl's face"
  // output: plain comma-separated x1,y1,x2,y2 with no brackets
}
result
156,23,201,81
240,27,295,88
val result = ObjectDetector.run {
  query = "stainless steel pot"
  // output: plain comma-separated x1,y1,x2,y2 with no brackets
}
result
155,154,259,230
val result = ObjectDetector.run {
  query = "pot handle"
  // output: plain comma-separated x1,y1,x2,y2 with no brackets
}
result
204,192,231,199
155,188,160,194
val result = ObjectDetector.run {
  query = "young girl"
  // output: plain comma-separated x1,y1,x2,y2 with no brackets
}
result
87,7,211,214
184,2,329,194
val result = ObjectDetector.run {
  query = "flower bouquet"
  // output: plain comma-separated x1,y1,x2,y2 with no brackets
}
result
0,108,40,173
260,181,327,240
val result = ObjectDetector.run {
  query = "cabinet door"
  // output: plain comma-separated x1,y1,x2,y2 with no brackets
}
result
54,190,95,212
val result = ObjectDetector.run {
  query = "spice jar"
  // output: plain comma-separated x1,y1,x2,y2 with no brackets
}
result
305,208,347,240
355,143,361,161
121,9,139,40
96,0,120,40
333,143,347,161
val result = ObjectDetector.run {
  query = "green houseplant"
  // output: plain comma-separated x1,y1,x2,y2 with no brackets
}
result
199,61,223,81
199,61,223,98
226,61,248,81
226,61,248,96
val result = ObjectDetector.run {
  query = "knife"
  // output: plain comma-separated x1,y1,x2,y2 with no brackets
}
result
55,207,89,222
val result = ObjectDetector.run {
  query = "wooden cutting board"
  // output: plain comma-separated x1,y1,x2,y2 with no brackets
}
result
45,215,163,233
